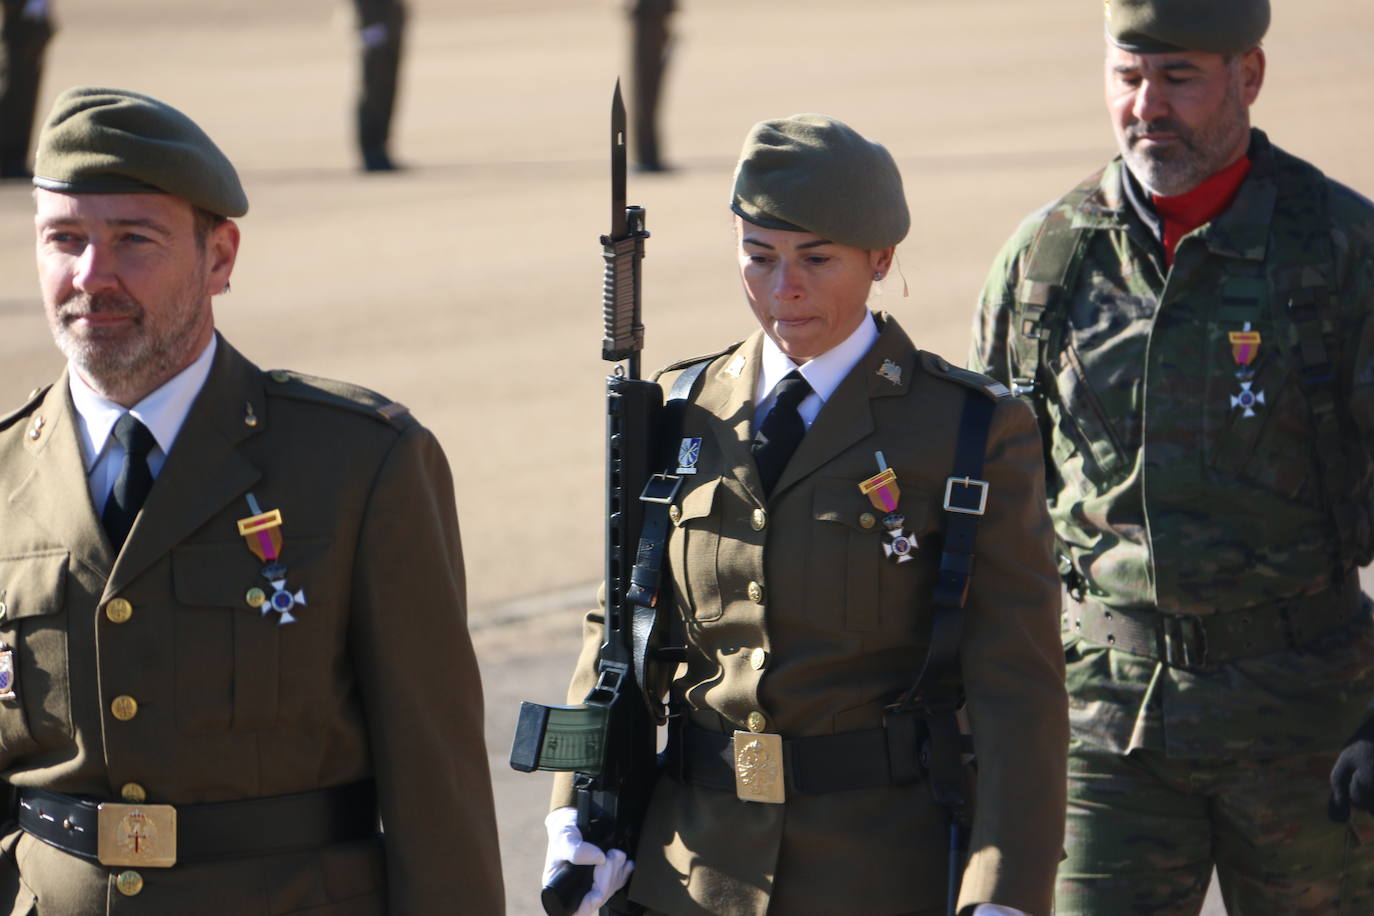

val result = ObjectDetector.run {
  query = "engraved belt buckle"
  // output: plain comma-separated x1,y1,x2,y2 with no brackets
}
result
97,802,177,868
732,731,785,804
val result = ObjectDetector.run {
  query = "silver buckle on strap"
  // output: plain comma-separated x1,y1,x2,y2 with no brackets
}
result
943,476,989,516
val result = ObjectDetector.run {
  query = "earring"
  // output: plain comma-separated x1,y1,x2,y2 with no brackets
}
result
873,272,883,281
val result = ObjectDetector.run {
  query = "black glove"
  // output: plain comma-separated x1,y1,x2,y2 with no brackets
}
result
1328,716,1374,822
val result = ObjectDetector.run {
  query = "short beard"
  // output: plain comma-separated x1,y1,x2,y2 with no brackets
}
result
52,282,208,403
1118,64,1251,196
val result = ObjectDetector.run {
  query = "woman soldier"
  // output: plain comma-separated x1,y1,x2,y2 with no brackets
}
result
545,113,1067,916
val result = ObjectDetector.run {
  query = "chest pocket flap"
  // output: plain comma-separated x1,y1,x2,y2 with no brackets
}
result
669,476,724,621
0,550,69,622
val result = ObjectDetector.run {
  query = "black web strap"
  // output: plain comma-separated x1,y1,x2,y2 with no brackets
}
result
889,391,997,822
892,391,996,713
626,358,711,719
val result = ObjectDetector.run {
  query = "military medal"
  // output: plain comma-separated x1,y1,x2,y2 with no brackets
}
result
859,452,901,513
676,437,702,475
236,494,306,626
859,452,915,564
1231,381,1265,418
0,646,16,701
1226,322,1265,418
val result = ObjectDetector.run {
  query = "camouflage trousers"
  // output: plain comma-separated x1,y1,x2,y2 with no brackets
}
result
1057,737,1374,915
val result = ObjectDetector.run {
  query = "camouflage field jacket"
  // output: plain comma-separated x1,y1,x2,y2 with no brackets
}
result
971,130,1374,756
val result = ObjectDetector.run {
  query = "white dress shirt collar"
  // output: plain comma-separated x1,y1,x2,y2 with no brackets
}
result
755,311,880,428
69,334,218,474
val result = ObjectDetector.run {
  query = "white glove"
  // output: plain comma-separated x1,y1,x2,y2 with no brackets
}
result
972,906,1029,916
543,807,635,916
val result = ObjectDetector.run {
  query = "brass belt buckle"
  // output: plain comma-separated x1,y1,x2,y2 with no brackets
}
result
733,731,785,804
97,802,177,868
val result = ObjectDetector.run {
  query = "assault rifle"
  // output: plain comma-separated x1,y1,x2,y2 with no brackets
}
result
509,81,668,916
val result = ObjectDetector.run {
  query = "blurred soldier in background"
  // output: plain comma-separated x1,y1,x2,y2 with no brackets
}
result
972,0,1374,913
353,0,405,172
627,0,672,172
0,0,54,178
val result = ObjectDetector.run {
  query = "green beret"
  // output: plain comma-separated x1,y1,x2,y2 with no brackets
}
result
33,86,248,217
730,114,909,250
1105,0,1269,55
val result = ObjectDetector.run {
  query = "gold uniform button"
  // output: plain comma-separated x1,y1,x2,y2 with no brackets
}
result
749,648,769,670
111,696,139,721
669,505,682,524
269,369,291,383
245,587,266,609
859,512,877,530
105,598,133,624
747,711,767,733
747,581,764,604
120,782,147,803
751,508,767,531
116,870,144,896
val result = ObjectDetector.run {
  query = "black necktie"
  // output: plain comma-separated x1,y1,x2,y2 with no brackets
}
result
752,371,812,497
101,414,156,550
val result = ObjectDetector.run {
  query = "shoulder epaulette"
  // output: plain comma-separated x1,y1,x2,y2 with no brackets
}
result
0,384,52,432
918,351,1010,400
263,369,416,429
651,342,742,382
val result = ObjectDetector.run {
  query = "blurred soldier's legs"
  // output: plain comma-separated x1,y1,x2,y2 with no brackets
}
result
1058,738,1374,915
353,0,405,172
627,0,672,172
0,0,54,178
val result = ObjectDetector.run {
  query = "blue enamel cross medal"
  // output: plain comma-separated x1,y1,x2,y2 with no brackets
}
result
236,493,306,626
858,451,915,564
1227,322,1265,418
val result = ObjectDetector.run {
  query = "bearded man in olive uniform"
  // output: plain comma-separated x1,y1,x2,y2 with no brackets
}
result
971,1,1374,913
0,87,502,914
546,114,1068,916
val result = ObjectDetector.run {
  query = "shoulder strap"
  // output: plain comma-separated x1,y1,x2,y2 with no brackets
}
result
628,357,712,720
1008,171,1103,399
891,389,998,714
885,388,999,860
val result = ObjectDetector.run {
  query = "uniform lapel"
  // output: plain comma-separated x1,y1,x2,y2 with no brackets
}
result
694,332,766,505
9,374,115,580
103,337,265,601
771,315,915,499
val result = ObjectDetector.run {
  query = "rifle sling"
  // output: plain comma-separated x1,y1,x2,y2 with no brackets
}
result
891,389,998,818
627,358,712,718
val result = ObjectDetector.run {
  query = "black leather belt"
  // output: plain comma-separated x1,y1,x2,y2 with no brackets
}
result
665,718,926,799
1067,570,1366,670
17,780,378,867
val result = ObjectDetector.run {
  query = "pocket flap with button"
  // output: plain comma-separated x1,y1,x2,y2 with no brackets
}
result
673,476,721,526
0,550,69,622
171,542,264,609
812,479,930,533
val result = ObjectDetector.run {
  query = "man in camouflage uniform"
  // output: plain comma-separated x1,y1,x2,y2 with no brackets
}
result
970,0,1374,913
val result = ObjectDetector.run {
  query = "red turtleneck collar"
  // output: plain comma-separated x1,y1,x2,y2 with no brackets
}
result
1151,154,1252,266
